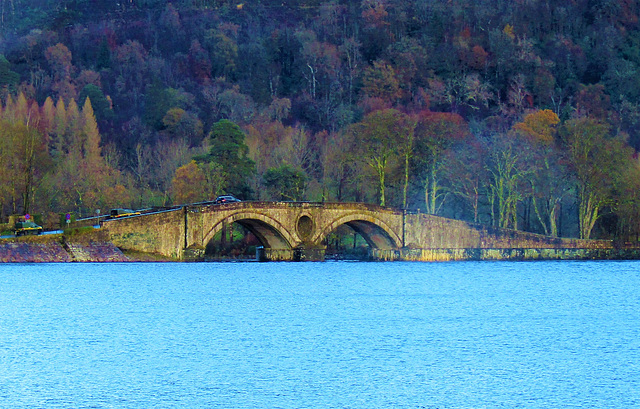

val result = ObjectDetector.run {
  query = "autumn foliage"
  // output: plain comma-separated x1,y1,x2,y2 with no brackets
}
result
512,110,560,144
0,1,640,239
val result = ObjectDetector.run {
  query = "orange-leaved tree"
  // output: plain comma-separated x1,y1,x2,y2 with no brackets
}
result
171,160,208,204
512,109,564,236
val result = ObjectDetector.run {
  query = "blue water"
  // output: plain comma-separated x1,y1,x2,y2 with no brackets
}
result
0,261,639,408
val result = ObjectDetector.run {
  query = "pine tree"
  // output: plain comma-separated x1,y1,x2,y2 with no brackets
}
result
41,97,55,148
52,97,67,158
65,99,81,158
15,92,29,123
81,97,101,162
2,94,14,122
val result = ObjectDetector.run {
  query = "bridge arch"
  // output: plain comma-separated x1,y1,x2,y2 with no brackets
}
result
314,213,403,250
202,211,296,250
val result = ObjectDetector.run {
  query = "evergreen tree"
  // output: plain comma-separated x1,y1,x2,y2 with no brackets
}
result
195,119,255,199
81,97,101,162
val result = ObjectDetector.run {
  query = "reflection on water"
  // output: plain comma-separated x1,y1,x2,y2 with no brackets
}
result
1,261,639,408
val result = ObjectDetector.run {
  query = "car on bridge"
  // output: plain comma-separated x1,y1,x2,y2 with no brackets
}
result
107,208,141,219
214,195,241,204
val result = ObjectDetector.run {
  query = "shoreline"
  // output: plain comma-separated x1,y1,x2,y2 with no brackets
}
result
4,240,640,262
3,229,640,263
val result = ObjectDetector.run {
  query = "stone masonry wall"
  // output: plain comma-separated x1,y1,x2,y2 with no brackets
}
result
96,203,630,261
371,247,640,262
403,213,613,250
103,209,185,259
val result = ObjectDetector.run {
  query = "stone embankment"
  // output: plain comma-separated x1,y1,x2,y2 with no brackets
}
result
371,247,640,262
0,230,128,262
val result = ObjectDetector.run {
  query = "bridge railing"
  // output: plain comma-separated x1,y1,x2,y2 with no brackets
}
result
186,200,405,214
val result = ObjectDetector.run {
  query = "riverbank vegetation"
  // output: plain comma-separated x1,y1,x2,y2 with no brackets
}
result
1,1,640,240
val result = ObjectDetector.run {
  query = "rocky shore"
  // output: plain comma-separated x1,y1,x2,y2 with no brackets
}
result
0,230,129,262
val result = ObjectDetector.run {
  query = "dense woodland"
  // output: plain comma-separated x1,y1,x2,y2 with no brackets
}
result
1,0,640,240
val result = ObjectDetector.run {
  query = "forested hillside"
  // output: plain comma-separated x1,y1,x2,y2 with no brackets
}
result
1,0,640,239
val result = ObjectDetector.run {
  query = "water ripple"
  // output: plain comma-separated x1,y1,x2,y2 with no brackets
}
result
0,261,639,408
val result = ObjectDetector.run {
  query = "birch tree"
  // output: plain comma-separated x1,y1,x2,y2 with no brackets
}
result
350,109,408,207
560,118,629,239
412,111,469,214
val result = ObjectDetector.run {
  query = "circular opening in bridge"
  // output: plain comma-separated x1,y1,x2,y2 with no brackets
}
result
297,215,314,239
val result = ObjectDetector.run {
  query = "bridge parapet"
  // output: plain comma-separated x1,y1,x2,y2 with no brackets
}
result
103,208,186,259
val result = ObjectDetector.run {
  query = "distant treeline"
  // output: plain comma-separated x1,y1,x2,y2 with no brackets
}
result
1,0,640,239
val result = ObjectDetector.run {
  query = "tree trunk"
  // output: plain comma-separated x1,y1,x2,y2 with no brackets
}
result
424,160,438,214
402,151,409,209
578,188,600,239
379,166,385,207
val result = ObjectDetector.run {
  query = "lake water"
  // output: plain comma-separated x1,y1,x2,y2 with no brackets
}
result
0,261,638,408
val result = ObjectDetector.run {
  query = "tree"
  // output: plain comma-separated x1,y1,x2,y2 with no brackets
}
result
397,115,415,209
161,108,204,147
41,96,55,138
385,37,429,94
532,68,557,108
205,29,238,79
513,109,560,144
113,40,148,111
442,139,488,223
38,95,126,216
483,131,529,230
0,94,51,216
51,97,67,159
349,109,409,206
340,37,362,105
263,164,307,201
199,161,226,199
78,84,113,123
208,84,256,125
0,120,13,216
171,160,207,204
297,31,341,101
188,39,212,84
45,43,76,101
195,119,255,198
361,60,401,103
81,97,101,163
360,0,394,62
412,111,469,214
574,84,611,121
1,120,20,215
0,54,19,95
560,118,629,239
512,110,564,236
612,158,640,241
65,98,81,157
316,129,364,202
136,138,192,194
427,73,493,114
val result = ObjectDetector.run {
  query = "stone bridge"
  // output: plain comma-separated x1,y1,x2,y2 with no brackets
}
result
101,201,630,261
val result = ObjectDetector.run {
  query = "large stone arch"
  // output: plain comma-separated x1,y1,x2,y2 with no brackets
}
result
314,213,403,250
202,211,296,250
